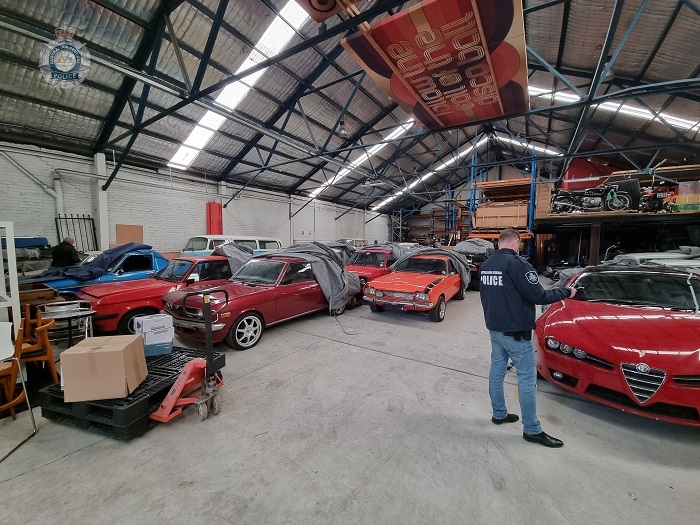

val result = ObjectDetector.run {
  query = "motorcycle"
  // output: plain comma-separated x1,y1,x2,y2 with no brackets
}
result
639,183,675,213
551,183,632,213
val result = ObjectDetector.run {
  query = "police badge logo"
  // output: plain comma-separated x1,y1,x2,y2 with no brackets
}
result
39,27,91,88
525,270,539,284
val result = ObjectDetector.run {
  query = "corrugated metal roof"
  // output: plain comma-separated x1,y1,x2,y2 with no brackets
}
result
0,0,696,210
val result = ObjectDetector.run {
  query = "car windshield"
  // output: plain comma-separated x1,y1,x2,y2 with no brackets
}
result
230,259,285,285
573,271,700,310
183,237,208,251
350,251,385,267
394,257,446,274
154,259,193,282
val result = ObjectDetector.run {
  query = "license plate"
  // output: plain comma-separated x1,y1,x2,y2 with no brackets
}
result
656,192,669,198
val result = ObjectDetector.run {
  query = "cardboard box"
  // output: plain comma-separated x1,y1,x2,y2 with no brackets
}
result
143,328,174,357
60,335,148,402
134,313,172,333
473,201,529,229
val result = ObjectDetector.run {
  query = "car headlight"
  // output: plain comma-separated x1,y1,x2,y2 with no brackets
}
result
545,337,560,349
572,348,587,359
415,293,429,301
560,343,573,354
360,278,367,286
365,287,375,295
376,291,384,297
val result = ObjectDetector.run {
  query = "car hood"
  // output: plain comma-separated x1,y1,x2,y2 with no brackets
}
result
540,299,700,369
346,265,388,280
163,281,270,308
78,278,169,300
368,272,447,293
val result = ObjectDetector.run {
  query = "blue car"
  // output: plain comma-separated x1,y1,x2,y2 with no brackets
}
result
21,243,169,295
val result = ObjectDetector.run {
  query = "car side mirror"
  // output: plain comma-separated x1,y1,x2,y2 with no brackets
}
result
116,268,124,275
185,278,196,285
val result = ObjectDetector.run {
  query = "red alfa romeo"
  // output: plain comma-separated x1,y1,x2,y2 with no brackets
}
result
535,265,700,426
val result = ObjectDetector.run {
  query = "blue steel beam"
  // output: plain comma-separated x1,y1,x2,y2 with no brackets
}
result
565,0,643,162
96,0,187,151
105,19,165,189
101,0,411,164
218,44,346,182
192,0,229,93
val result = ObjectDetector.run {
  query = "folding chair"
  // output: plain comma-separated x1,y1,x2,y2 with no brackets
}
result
20,316,58,384
0,321,38,464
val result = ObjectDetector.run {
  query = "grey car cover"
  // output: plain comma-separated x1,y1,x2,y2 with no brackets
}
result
276,242,362,310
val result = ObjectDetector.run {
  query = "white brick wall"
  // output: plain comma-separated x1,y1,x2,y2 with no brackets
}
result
0,143,390,251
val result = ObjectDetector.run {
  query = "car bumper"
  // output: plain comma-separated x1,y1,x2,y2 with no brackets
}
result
170,317,227,332
535,338,700,426
364,296,433,312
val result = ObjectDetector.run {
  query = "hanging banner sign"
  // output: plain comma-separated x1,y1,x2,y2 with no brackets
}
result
294,0,360,23
39,27,91,88
342,0,529,131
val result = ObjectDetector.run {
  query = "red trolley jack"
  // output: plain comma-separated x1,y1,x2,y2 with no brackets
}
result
150,288,228,423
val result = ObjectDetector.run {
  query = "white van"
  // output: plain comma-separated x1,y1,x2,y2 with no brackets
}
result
337,238,369,248
181,235,283,256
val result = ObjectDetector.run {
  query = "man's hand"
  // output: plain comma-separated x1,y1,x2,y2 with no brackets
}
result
567,286,577,298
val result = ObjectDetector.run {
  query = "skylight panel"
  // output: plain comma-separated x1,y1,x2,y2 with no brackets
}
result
168,1,309,169
371,138,488,211
309,119,415,198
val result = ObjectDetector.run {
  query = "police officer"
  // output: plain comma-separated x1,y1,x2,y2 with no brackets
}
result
479,228,576,448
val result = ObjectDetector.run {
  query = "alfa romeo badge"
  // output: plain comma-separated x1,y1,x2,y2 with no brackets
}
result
39,27,91,88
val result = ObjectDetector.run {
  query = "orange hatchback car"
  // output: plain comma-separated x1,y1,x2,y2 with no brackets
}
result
363,253,467,322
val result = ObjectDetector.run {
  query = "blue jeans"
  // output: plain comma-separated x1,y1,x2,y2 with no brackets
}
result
488,330,542,435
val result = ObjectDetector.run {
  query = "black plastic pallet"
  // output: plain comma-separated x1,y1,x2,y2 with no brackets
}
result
39,371,177,427
147,346,225,373
41,409,150,441
39,346,226,440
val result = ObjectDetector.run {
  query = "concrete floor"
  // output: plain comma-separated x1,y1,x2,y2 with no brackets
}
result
1,293,699,524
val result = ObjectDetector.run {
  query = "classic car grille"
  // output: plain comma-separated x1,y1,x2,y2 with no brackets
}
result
585,384,699,421
674,375,700,387
620,364,665,403
384,291,414,300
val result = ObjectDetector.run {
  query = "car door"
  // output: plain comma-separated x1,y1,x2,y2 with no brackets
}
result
99,254,155,283
276,262,324,319
445,259,461,299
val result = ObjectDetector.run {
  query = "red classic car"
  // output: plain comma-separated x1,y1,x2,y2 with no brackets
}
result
363,253,466,322
76,256,232,334
346,247,400,286
535,265,700,426
163,255,347,350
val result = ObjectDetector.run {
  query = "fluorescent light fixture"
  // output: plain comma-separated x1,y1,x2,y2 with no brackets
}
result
495,135,563,157
309,119,415,198
169,1,309,169
371,137,489,211
528,85,700,133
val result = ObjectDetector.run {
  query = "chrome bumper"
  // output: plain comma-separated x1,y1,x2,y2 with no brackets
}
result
171,317,226,332
363,296,433,309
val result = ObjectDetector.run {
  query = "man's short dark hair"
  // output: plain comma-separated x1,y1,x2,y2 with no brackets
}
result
498,228,521,245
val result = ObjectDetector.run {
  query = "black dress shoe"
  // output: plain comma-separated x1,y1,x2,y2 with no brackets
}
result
523,431,564,448
492,413,520,425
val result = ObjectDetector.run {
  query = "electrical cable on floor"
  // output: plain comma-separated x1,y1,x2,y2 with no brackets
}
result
330,311,362,336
